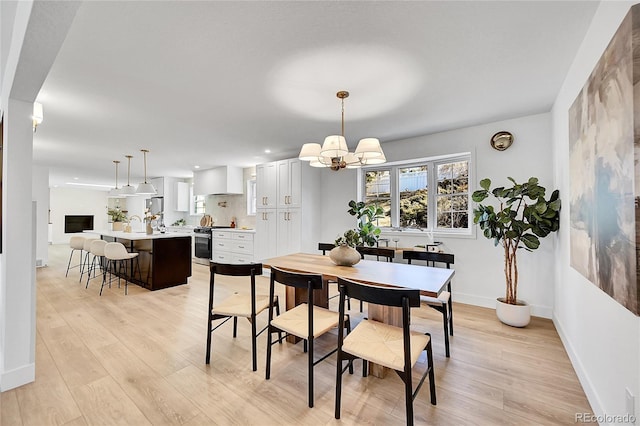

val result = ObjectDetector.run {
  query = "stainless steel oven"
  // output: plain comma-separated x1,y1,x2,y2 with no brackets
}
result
194,227,212,260
194,226,232,264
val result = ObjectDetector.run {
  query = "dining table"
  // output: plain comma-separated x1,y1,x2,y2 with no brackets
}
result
262,252,455,377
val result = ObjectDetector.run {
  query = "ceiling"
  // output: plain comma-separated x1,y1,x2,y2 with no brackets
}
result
33,1,599,189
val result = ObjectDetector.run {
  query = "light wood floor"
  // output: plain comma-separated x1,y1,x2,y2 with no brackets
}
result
0,244,592,425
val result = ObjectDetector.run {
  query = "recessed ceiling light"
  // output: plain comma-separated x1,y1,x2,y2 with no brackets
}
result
73,177,79,180
194,165,200,169
264,149,271,154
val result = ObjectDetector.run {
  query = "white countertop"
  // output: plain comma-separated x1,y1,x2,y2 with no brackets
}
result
217,228,255,234
85,230,194,240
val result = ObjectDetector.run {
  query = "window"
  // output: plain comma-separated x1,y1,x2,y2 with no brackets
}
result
190,186,206,216
361,153,471,234
246,179,257,216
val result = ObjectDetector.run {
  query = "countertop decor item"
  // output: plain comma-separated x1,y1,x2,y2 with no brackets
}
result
298,90,386,170
472,177,561,327
107,207,127,231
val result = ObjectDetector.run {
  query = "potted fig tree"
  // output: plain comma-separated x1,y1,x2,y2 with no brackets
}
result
472,177,561,327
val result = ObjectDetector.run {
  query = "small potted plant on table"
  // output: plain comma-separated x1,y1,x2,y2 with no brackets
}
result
331,200,384,266
107,208,127,231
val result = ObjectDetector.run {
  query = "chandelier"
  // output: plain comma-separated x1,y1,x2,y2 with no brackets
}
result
298,91,386,170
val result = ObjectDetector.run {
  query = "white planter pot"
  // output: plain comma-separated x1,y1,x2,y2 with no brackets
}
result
496,298,530,327
329,245,361,266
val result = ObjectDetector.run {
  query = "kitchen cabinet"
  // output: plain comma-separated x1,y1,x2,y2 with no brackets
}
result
277,159,302,209
193,166,243,195
256,162,277,208
276,209,301,256
255,158,320,261
175,182,189,212
255,209,277,260
212,229,255,264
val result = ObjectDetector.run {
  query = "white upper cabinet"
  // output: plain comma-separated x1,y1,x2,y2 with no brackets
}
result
175,182,189,212
277,159,301,209
256,162,277,209
193,166,243,195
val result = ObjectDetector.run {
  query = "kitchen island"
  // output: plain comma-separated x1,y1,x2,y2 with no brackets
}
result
88,230,193,291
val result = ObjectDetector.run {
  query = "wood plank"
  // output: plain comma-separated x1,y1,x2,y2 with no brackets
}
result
69,376,151,426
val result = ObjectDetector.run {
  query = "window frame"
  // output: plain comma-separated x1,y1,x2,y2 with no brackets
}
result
358,151,474,238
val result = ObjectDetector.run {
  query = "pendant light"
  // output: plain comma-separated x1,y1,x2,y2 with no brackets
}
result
298,90,386,171
107,160,122,198
136,149,157,195
120,154,137,196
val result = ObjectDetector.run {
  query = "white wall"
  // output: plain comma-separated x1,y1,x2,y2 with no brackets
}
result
32,165,49,266
50,187,110,244
551,1,640,422
320,112,556,317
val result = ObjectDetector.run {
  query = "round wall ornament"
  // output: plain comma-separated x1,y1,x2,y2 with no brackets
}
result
490,131,514,151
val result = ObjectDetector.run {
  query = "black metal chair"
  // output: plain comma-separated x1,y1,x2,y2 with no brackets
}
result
356,245,395,262
265,266,351,408
335,277,436,426
403,251,455,357
206,262,280,372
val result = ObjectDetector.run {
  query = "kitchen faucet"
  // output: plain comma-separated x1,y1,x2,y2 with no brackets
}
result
126,215,142,233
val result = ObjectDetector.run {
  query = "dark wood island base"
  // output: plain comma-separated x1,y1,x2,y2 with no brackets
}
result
98,232,192,291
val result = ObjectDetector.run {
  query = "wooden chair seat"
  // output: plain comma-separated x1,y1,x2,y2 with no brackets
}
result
342,319,430,371
213,293,273,318
271,303,341,339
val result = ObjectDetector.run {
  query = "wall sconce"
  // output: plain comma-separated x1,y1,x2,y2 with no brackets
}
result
32,102,43,132
490,131,514,151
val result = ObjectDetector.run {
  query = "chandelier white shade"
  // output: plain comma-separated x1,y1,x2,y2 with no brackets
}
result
108,160,122,198
136,149,157,195
120,154,137,196
298,91,386,171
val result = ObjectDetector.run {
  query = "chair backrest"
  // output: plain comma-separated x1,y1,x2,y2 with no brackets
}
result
356,246,395,262
270,266,323,291
318,243,335,255
90,239,107,256
70,236,85,250
210,262,263,277
337,277,420,308
83,238,98,251
403,251,454,268
104,242,129,260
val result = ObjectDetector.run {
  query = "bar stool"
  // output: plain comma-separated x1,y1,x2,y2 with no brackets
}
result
79,238,99,283
101,242,140,296
86,239,107,289
65,236,86,277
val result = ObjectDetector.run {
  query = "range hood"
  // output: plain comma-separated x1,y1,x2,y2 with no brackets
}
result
193,166,243,195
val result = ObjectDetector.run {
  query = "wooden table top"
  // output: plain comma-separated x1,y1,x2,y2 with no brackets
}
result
262,253,454,298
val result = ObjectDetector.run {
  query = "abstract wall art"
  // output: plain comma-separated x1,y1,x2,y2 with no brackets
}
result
569,5,639,315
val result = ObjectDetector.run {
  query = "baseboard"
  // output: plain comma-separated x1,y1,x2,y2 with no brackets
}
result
0,363,35,392
454,292,553,319
553,315,604,420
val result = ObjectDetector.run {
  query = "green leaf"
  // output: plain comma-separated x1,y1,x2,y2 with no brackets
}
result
472,190,489,202
521,234,540,250
480,178,491,190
